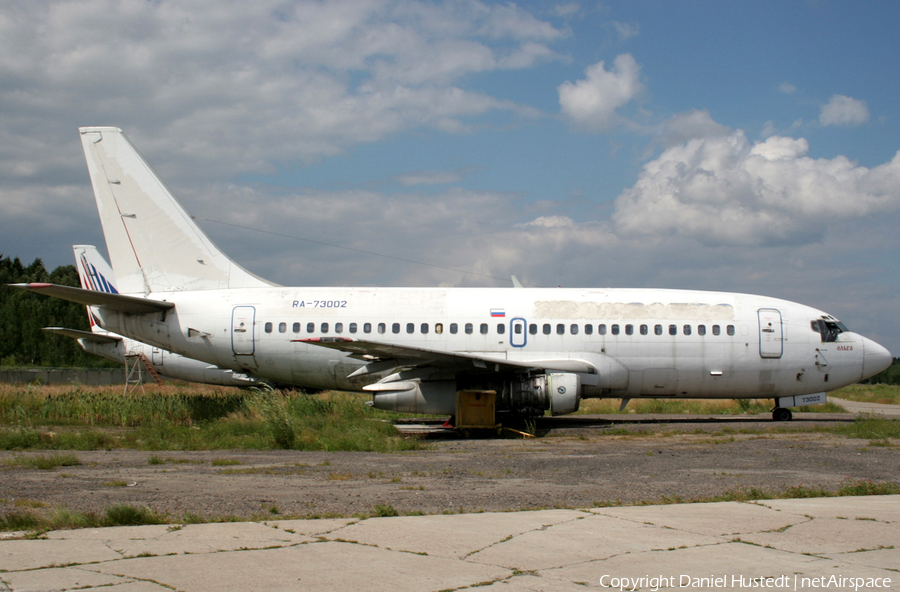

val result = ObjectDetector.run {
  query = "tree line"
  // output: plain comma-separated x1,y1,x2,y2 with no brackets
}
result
0,254,116,367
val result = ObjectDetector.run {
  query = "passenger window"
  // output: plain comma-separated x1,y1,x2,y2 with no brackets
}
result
683,325,691,336
378,322,386,334
640,324,648,335
465,323,473,334
655,324,662,336
392,323,400,334
570,324,578,335
335,323,343,334
307,322,315,333
349,323,357,334
698,325,706,336
421,323,429,334
321,322,329,333
727,325,735,336
543,324,551,335
598,324,607,335
497,323,505,334
292,322,300,333
712,325,721,336
265,322,273,333
625,324,633,335
406,323,414,334
529,324,538,335
450,323,458,334
363,323,372,334
556,324,565,335
514,324,523,334
669,324,677,336
584,324,593,335
480,323,488,335
435,323,443,334
278,322,286,333
612,324,620,335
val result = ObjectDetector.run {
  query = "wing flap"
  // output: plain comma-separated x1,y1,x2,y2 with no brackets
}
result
11,283,174,314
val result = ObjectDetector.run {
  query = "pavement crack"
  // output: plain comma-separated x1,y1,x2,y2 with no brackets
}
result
463,514,588,559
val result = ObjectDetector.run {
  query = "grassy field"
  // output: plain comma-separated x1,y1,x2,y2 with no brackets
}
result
1,382,898,452
0,383,421,452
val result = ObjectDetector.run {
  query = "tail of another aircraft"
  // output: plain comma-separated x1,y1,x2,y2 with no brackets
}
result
79,127,274,294
74,244,118,333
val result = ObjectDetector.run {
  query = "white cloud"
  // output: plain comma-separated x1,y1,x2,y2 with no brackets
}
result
557,54,644,131
819,94,869,127
778,82,797,94
613,123,900,246
610,21,639,41
0,0,564,183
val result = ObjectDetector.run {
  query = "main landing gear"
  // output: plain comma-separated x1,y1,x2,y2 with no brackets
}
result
772,407,793,422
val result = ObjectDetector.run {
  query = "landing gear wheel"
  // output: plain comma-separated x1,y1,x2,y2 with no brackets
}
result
772,407,792,422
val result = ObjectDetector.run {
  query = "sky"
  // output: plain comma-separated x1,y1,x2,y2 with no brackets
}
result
1,0,899,354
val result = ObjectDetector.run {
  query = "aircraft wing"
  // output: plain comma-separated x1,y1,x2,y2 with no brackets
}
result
296,337,600,379
11,283,174,314
43,327,122,344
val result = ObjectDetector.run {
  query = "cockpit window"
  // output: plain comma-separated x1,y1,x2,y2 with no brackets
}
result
812,317,848,343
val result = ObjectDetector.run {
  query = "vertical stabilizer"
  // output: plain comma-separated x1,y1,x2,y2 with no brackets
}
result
74,244,117,333
79,127,274,293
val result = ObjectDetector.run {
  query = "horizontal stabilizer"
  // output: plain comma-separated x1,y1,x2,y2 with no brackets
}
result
43,327,122,344
11,283,174,314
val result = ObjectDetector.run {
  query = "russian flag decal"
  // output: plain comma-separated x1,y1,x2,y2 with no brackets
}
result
490,309,505,318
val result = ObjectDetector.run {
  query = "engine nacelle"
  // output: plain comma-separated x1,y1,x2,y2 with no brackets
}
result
367,379,457,415
501,373,582,416
368,373,583,417
547,373,581,416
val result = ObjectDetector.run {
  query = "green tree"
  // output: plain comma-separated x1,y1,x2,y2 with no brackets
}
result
0,254,117,367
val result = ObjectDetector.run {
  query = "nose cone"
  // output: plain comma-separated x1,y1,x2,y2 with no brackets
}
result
862,337,893,380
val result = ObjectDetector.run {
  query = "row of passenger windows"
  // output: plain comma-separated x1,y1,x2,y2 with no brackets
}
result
263,321,737,337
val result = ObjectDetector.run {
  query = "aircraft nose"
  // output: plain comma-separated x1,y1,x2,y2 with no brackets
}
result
862,337,892,380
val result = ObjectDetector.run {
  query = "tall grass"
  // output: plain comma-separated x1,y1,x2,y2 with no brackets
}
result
0,384,421,452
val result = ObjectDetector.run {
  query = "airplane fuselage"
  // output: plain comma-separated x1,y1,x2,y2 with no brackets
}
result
92,285,881,411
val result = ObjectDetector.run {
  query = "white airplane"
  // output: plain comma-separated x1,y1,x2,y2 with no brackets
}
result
15,127,893,422
43,244,258,387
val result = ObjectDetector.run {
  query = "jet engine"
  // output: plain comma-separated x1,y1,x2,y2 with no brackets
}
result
367,372,583,417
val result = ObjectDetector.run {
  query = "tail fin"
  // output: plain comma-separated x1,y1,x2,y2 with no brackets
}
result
74,244,118,333
78,127,275,294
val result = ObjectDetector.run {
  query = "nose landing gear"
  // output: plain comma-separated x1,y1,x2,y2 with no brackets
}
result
772,407,793,422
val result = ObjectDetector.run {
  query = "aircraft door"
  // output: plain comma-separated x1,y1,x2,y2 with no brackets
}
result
231,306,256,355
758,308,783,359
510,318,527,347
151,347,164,366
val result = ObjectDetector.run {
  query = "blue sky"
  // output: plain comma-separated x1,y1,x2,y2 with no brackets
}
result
1,0,899,353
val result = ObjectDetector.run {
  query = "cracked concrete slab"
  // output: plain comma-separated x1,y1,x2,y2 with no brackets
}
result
754,494,900,522
0,538,124,571
739,516,899,555
263,517,358,536
43,521,313,558
86,541,512,592
467,513,724,570
322,509,585,559
2,496,897,592
589,500,805,537
0,566,134,592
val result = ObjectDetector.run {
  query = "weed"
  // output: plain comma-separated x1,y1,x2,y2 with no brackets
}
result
372,504,399,517
104,504,166,526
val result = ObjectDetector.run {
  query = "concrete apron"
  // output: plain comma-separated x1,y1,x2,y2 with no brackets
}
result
1,495,898,591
